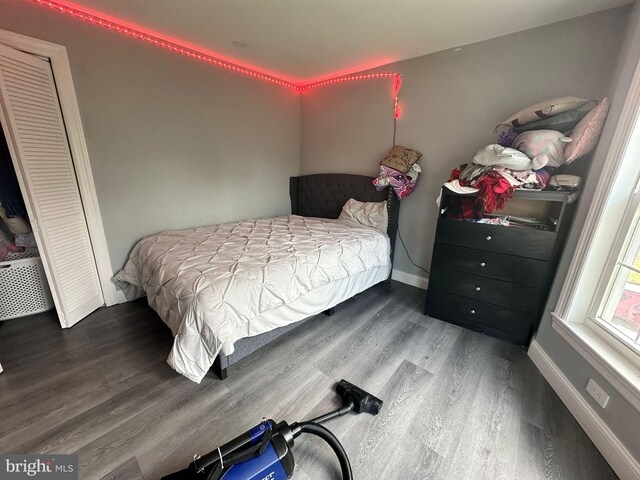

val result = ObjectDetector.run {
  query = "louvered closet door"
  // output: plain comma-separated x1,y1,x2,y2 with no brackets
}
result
0,43,103,327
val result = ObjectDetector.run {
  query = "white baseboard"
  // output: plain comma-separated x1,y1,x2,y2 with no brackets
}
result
528,340,640,480
391,269,428,290
113,289,128,304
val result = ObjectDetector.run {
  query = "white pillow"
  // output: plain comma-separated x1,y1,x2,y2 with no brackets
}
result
339,198,388,232
501,96,592,128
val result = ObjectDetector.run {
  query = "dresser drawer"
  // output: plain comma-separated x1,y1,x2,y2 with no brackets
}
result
424,290,536,345
429,267,543,312
431,244,549,288
436,219,556,260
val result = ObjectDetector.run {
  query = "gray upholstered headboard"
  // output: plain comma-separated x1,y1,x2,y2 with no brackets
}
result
290,174,399,264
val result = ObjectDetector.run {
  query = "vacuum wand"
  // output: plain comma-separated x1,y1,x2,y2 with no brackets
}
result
301,379,384,426
162,379,383,480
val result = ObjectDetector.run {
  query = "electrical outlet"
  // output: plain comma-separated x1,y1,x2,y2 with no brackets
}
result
586,378,610,408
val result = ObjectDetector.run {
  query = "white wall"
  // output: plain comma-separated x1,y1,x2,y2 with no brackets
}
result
0,2,301,272
535,0,640,464
300,7,629,278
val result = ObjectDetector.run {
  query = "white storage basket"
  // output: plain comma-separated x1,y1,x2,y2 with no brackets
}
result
0,251,54,320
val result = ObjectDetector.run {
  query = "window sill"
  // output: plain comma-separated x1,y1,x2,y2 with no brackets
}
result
551,312,640,412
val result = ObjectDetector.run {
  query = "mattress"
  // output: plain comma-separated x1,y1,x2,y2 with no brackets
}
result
114,215,391,382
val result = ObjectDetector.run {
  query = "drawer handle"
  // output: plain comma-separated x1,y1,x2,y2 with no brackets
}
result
470,309,476,314
475,286,481,292
485,235,492,241
479,262,486,267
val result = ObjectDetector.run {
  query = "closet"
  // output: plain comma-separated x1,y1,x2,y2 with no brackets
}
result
0,126,54,320
0,42,103,329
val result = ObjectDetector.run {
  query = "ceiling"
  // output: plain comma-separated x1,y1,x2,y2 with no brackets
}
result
67,0,631,84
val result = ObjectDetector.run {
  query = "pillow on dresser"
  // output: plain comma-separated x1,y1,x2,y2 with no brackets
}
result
564,97,610,164
513,108,591,134
501,97,593,129
339,198,388,232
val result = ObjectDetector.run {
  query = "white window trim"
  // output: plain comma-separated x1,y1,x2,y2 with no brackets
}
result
589,183,640,364
549,52,640,412
586,317,640,370
0,28,122,306
551,315,640,411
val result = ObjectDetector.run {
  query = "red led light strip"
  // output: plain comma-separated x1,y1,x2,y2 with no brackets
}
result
33,0,299,90
299,73,400,92
31,0,401,94
392,74,402,119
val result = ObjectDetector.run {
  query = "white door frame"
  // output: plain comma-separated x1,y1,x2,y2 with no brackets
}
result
0,28,120,306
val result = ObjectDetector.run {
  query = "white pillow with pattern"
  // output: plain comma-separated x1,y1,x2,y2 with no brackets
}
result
339,198,388,232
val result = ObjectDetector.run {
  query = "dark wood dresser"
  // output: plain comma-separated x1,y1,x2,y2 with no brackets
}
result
424,188,577,345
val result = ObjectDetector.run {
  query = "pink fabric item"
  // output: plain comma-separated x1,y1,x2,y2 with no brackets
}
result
565,98,610,164
0,228,20,261
373,165,420,200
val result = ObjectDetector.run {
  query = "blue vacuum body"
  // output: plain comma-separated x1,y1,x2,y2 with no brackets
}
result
219,422,293,480
162,380,383,480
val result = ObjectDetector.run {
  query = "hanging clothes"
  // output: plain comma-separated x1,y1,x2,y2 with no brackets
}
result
0,129,27,218
474,172,516,214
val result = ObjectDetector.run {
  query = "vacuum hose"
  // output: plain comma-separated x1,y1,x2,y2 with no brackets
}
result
292,422,353,480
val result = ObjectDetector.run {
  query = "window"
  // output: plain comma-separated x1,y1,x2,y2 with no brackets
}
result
591,174,640,364
549,56,640,405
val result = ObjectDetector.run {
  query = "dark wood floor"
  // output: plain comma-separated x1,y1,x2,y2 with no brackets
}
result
0,282,617,480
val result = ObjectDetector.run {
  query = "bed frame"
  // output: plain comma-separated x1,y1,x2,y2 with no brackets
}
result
211,174,400,380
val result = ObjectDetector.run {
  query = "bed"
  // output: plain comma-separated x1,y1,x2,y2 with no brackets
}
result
114,174,399,382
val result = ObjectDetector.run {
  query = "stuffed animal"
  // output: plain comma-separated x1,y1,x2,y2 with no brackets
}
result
473,144,539,171
512,129,572,168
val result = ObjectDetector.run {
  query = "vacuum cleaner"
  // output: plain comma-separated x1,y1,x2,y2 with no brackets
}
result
162,380,383,480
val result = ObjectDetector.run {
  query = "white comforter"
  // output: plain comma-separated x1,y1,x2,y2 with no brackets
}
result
114,215,391,382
